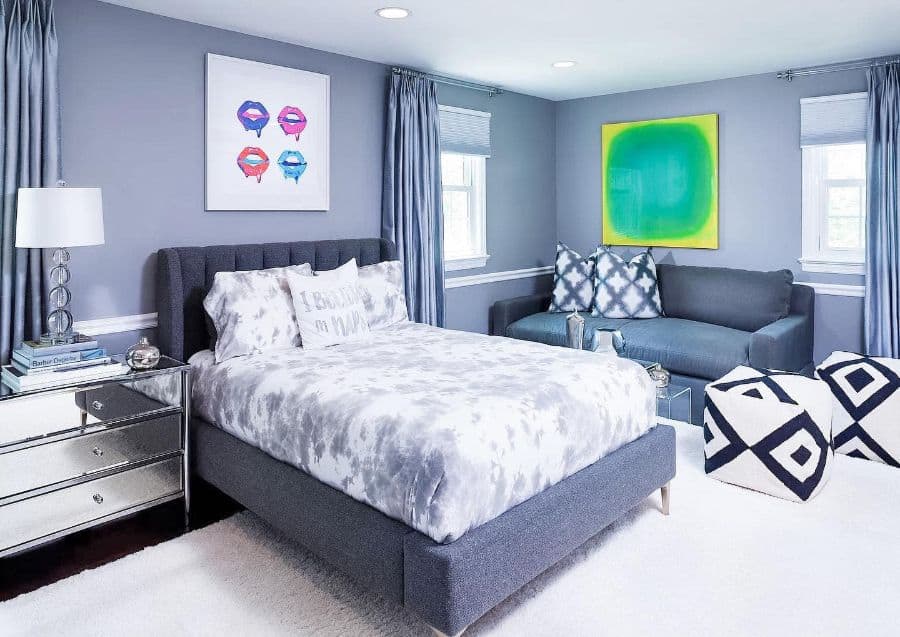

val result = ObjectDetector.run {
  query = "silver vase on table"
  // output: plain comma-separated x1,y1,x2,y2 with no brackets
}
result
566,311,586,350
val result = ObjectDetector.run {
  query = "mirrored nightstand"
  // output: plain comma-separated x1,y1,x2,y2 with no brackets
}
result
0,356,190,558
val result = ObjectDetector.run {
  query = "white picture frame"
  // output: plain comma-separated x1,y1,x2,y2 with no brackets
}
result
206,53,330,211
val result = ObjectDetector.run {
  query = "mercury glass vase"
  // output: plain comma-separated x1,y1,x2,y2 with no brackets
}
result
125,337,161,370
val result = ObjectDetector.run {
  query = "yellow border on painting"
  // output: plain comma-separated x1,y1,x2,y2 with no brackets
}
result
601,113,719,249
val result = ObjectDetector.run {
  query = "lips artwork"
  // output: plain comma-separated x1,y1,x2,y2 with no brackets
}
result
277,106,307,141
235,101,309,185
236,147,270,183
236,100,270,138
277,150,307,183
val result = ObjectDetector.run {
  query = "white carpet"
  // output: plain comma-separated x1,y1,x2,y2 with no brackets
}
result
2,420,898,637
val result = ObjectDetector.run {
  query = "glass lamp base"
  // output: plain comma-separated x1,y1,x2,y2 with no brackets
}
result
40,331,78,345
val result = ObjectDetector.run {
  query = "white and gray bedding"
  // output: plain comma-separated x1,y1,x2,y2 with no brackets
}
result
190,322,657,543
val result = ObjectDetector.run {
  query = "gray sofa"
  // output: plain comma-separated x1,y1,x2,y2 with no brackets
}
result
491,264,815,425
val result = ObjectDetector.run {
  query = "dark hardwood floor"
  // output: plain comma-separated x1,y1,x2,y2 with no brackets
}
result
0,479,241,602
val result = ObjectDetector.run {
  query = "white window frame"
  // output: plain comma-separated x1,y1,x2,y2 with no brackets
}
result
799,142,866,275
441,151,490,271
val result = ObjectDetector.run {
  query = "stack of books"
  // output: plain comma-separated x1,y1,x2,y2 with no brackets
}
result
1,335,127,392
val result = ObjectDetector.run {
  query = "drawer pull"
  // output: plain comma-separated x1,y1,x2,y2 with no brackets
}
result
92,446,104,457
91,400,104,411
93,493,104,504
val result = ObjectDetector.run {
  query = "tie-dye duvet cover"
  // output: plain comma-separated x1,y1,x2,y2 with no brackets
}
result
190,322,656,543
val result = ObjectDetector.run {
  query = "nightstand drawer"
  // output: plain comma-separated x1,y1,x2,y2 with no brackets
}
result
0,457,182,554
0,415,181,500
0,375,182,449
75,378,181,422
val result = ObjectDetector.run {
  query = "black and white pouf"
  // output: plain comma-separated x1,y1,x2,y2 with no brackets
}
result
817,351,900,467
704,366,833,502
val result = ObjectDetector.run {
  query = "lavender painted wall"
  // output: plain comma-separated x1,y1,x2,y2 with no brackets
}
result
555,70,868,360
55,0,556,348
53,0,868,355
436,83,556,333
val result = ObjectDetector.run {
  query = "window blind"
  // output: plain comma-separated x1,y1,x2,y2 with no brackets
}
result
800,92,867,147
439,105,491,157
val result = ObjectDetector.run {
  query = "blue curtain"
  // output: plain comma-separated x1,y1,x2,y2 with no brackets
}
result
0,0,60,364
382,72,445,326
865,63,900,357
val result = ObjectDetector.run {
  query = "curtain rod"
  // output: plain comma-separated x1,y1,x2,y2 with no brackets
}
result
391,67,503,97
777,55,900,81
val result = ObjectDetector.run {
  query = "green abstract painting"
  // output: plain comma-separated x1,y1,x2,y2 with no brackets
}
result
602,113,718,249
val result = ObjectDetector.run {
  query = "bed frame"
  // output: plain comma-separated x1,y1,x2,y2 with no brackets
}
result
156,238,676,636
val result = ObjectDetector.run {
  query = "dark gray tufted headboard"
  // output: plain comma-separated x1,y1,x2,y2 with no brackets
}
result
156,238,396,362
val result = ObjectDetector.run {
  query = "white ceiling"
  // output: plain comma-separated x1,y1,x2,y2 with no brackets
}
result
100,0,900,101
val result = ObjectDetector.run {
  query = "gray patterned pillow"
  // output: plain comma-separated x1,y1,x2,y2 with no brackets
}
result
591,247,662,319
357,261,409,330
549,243,596,312
290,259,371,349
203,263,313,363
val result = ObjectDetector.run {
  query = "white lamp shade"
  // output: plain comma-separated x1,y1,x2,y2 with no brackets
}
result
15,187,105,248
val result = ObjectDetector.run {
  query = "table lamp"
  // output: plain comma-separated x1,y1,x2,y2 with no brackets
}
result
15,183,104,344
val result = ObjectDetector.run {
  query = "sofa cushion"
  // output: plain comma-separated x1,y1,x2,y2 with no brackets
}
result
591,247,662,319
506,313,751,380
657,264,793,332
506,312,632,349
619,318,751,380
549,243,595,312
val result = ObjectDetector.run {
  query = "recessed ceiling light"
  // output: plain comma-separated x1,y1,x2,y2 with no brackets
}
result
376,7,411,19
552,61,577,69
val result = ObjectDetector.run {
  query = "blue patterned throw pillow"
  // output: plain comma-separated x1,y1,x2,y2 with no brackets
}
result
549,243,595,312
591,247,662,319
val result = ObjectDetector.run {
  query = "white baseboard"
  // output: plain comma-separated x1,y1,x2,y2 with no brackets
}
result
445,265,553,289
803,282,865,298
74,312,159,336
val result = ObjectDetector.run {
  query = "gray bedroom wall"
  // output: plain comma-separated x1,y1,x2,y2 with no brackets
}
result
555,69,868,361
56,0,555,349
437,84,557,333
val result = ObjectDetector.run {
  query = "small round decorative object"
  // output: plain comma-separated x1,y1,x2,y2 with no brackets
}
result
125,336,161,370
648,363,671,388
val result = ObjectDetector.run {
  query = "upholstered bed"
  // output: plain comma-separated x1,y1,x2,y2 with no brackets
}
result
156,238,676,636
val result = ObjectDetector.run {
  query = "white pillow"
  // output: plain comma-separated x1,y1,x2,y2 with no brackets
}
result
313,258,358,280
289,259,370,349
357,261,409,330
203,263,313,363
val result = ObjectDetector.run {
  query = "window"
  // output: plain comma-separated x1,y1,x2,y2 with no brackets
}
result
799,93,867,275
439,105,491,271
441,152,487,269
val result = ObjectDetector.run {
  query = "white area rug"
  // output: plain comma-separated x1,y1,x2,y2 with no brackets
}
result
2,420,898,637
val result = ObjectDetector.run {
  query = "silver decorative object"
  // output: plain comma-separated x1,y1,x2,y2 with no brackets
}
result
565,311,586,350
648,363,671,388
125,337,161,370
592,328,626,356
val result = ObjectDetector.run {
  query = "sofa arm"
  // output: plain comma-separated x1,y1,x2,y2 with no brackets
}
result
749,314,813,372
490,293,552,336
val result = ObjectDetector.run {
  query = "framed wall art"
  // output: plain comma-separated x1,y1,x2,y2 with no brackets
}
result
602,113,718,249
206,53,330,211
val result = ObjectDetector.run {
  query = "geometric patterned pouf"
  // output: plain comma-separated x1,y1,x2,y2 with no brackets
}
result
704,366,834,502
816,351,900,467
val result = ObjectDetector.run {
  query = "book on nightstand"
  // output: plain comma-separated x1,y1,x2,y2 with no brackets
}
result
19,335,99,356
12,347,108,370
1,361,127,392
2,334,123,392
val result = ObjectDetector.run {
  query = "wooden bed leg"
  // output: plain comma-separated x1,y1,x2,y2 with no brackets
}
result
431,627,464,637
660,483,670,516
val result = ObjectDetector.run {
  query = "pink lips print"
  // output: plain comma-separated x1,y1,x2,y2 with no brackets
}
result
277,106,308,140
